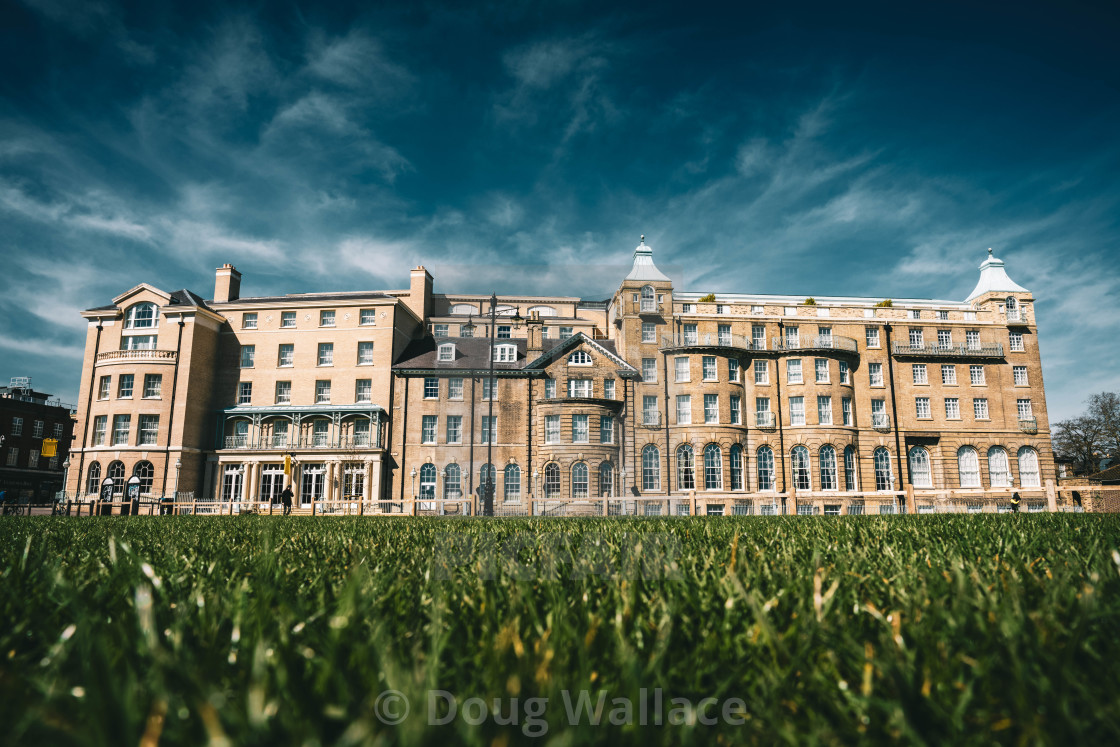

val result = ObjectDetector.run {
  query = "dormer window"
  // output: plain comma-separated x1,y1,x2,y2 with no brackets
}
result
568,351,592,366
125,302,158,329
493,344,517,363
437,343,456,362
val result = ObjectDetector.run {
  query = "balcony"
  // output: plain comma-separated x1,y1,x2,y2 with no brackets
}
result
96,349,178,364
222,434,377,450
891,342,1004,359
633,300,664,316
641,411,662,428
755,412,776,429
772,335,859,354
872,413,891,431
660,332,748,350
1004,309,1029,324
1018,417,1038,434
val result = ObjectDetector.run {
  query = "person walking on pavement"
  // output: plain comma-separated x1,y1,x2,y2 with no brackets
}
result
280,485,294,515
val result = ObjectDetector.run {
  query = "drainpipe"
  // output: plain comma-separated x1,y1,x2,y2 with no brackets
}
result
776,321,788,511
883,324,909,507
76,320,104,497
399,377,409,503
159,318,185,497
663,352,671,495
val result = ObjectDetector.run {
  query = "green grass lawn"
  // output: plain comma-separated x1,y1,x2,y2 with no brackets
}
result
2,515,1119,745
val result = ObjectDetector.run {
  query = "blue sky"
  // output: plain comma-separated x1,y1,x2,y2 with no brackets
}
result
1,0,1117,419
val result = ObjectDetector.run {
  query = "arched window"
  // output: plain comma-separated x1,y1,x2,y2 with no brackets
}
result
958,446,981,488
704,444,723,491
86,461,101,495
122,303,159,350
1018,447,1041,487
873,448,893,491
449,303,477,315
568,351,592,365
791,446,811,491
640,285,656,312
843,446,857,491
599,462,613,497
988,447,1011,487
527,305,558,317
1005,296,1018,311
544,463,561,498
729,445,743,491
107,460,126,497
504,464,521,502
419,464,437,500
133,461,154,495
819,445,837,490
444,464,461,500
757,446,775,491
571,462,589,499
124,302,159,329
642,445,660,491
908,447,932,488
479,463,496,496
676,445,695,491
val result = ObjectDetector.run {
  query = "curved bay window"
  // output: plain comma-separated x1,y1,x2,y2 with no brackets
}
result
86,461,102,495
504,464,521,502
107,460,126,497
1018,447,1041,487
757,446,774,491
571,462,589,499
844,446,857,491
988,447,1011,487
677,445,695,491
819,445,837,491
873,448,893,491
958,446,981,488
444,464,461,500
642,445,660,491
908,447,932,488
791,446,811,491
133,461,154,495
544,463,561,499
598,462,613,497
729,445,743,491
704,444,722,491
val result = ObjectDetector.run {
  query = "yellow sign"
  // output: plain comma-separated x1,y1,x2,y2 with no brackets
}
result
284,455,291,475
42,439,58,458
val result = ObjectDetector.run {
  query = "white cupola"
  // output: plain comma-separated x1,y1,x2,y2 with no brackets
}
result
624,235,671,283
965,248,1029,302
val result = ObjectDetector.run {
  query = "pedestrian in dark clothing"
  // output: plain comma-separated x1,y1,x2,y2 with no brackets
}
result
281,486,294,516
1010,492,1021,513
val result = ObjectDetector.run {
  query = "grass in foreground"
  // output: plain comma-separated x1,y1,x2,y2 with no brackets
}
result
1,515,1119,745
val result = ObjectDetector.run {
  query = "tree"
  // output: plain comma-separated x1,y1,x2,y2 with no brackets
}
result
1052,392,1120,476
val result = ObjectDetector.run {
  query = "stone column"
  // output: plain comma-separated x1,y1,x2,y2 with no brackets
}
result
1045,479,1057,512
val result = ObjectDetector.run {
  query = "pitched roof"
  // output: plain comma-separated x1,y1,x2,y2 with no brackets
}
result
393,333,636,375
210,290,392,305
1088,463,1120,484
522,332,639,376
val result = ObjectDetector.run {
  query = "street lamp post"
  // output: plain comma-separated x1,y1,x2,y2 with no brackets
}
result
481,294,523,516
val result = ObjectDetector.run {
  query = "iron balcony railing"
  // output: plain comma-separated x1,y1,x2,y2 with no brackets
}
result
891,342,1004,358
96,349,178,364
224,435,377,450
1019,417,1038,434
755,412,776,428
634,300,664,315
660,332,748,349
872,413,891,431
1004,309,1029,323
772,335,859,353
641,411,662,427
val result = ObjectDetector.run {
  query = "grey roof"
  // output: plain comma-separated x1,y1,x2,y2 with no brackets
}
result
393,335,630,374
624,236,672,283
966,249,1029,301
170,289,211,308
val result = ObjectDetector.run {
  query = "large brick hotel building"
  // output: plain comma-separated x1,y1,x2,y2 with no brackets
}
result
66,240,1058,513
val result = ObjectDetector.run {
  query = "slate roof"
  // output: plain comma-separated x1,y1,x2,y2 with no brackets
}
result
393,334,631,374
208,291,392,305
1088,463,1120,484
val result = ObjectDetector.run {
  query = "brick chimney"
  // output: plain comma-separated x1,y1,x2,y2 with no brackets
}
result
406,266,433,323
526,310,543,356
214,264,241,303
